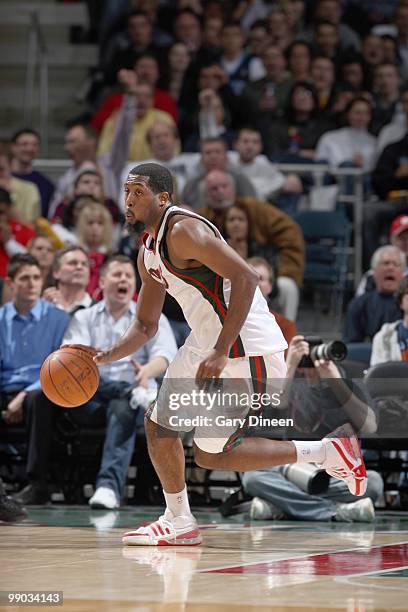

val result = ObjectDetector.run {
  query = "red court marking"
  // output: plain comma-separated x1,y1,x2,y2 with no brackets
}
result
202,542,408,576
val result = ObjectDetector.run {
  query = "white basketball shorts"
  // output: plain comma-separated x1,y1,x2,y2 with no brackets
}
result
146,345,287,454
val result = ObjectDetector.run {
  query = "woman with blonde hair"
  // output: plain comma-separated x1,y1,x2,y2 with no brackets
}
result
75,201,114,299
76,201,113,253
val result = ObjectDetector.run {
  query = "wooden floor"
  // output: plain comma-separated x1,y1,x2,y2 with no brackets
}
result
1,507,408,611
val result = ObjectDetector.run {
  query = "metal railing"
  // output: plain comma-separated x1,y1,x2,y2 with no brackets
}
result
33,158,366,284
276,163,366,288
24,10,49,155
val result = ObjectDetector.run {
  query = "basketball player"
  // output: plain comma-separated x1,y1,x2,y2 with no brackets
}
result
94,163,367,546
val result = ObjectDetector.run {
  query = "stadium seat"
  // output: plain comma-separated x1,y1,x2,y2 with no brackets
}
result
363,362,408,505
345,343,372,366
294,210,351,325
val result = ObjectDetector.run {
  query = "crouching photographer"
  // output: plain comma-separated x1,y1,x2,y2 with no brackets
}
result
241,335,383,523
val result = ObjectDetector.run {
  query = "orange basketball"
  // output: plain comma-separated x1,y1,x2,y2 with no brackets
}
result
40,347,100,408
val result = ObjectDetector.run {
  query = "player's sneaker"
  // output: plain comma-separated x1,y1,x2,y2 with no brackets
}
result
320,424,367,497
122,509,202,546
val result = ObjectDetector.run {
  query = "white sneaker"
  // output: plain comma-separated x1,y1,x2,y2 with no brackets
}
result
250,497,285,521
122,509,202,546
89,487,119,510
320,424,368,497
335,498,375,523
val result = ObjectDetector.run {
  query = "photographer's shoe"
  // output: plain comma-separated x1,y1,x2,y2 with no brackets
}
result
320,425,367,497
122,509,202,546
250,497,285,521
335,498,375,523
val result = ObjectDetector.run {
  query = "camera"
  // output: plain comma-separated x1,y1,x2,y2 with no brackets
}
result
298,336,347,368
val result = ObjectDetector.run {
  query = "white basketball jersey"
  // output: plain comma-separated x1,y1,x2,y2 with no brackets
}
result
143,206,287,357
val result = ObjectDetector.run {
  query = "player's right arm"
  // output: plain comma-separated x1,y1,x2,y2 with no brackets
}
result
94,247,166,365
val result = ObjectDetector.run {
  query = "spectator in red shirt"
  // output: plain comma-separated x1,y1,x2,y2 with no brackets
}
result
91,53,178,133
75,201,114,299
0,188,36,278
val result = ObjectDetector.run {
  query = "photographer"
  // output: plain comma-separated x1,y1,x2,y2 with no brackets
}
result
242,335,383,523
282,336,377,436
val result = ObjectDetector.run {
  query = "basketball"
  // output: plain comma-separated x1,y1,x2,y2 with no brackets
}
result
40,346,100,408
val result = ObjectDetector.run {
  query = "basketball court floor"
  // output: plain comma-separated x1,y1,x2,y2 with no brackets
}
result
2,507,408,611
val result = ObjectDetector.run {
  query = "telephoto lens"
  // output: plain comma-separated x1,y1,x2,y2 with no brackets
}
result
311,341,347,362
298,337,348,368
281,464,330,495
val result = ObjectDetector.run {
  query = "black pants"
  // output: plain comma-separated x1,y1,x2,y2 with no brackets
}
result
1,380,135,485
0,390,57,482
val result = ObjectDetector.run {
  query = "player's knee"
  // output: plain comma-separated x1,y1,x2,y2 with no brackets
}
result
193,445,218,468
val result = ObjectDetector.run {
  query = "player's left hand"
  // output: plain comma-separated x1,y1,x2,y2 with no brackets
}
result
196,349,228,385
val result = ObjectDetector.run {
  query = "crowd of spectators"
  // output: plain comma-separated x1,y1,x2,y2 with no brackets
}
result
3,0,408,518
